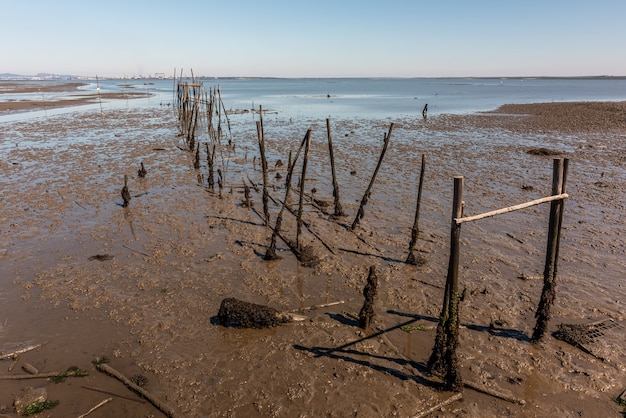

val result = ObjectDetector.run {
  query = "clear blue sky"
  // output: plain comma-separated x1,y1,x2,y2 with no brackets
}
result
2,0,625,78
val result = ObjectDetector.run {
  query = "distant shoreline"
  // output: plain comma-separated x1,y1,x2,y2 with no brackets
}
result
2,75,626,82
0,82,151,113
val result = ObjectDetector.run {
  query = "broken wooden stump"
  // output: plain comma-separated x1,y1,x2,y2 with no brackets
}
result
358,266,378,330
138,161,147,178
121,174,131,207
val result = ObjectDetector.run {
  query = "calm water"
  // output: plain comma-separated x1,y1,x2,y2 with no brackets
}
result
2,77,626,122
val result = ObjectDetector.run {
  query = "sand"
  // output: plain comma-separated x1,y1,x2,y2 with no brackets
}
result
0,95,625,417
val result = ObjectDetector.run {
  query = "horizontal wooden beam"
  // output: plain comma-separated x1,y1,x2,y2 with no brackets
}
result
455,193,569,224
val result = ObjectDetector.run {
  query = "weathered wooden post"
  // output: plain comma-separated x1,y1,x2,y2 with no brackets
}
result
351,123,394,230
326,118,344,217
532,158,568,342
406,154,426,265
428,176,463,392
296,129,312,249
256,121,270,225
358,266,378,330
121,174,131,207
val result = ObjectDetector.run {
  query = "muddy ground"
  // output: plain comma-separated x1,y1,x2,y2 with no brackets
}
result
0,97,625,417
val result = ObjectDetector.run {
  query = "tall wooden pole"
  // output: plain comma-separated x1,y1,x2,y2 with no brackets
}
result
351,123,394,230
326,118,344,217
256,121,270,225
532,158,567,342
296,129,312,249
428,176,463,392
406,154,426,265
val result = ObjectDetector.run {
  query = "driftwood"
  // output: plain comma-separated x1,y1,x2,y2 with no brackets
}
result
77,397,113,418
412,392,462,418
464,380,526,405
0,370,87,380
95,362,176,418
289,300,344,313
0,343,43,360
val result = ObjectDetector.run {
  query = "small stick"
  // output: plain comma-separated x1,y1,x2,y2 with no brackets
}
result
82,385,146,403
351,123,394,230
75,201,88,210
122,244,152,257
270,193,336,255
464,380,526,405
506,232,524,244
77,397,113,418
0,343,42,360
95,362,177,418
288,300,344,313
0,370,87,380
412,393,463,418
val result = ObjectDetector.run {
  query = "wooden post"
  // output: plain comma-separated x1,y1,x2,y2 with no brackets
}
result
351,123,394,230
296,129,312,249
532,158,568,342
326,118,344,217
256,121,270,225
428,176,463,392
406,154,426,265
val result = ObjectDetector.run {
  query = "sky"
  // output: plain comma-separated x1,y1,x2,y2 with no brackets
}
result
2,0,625,78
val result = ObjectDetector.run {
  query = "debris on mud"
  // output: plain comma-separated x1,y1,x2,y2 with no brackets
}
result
88,254,114,261
217,298,298,329
527,147,561,156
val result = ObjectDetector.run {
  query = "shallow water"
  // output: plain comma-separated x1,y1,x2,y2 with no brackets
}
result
4,77,626,123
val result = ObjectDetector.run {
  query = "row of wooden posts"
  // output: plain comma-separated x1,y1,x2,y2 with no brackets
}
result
173,86,570,393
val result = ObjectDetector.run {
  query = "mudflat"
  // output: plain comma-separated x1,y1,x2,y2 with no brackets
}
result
0,81,151,112
0,99,624,417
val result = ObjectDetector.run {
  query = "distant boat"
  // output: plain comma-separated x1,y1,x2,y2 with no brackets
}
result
144,82,154,85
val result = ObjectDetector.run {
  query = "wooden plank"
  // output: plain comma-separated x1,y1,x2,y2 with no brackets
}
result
455,193,568,224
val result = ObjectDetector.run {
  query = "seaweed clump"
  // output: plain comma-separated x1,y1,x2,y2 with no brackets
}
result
217,298,292,329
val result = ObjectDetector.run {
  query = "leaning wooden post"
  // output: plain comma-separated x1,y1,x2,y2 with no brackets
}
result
406,154,426,265
428,176,463,392
326,118,345,217
256,121,270,225
351,123,394,230
532,158,567,342
264,150,295,260
296,129,312,249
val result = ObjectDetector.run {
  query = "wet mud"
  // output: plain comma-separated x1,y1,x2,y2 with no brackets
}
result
0,100,625,417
